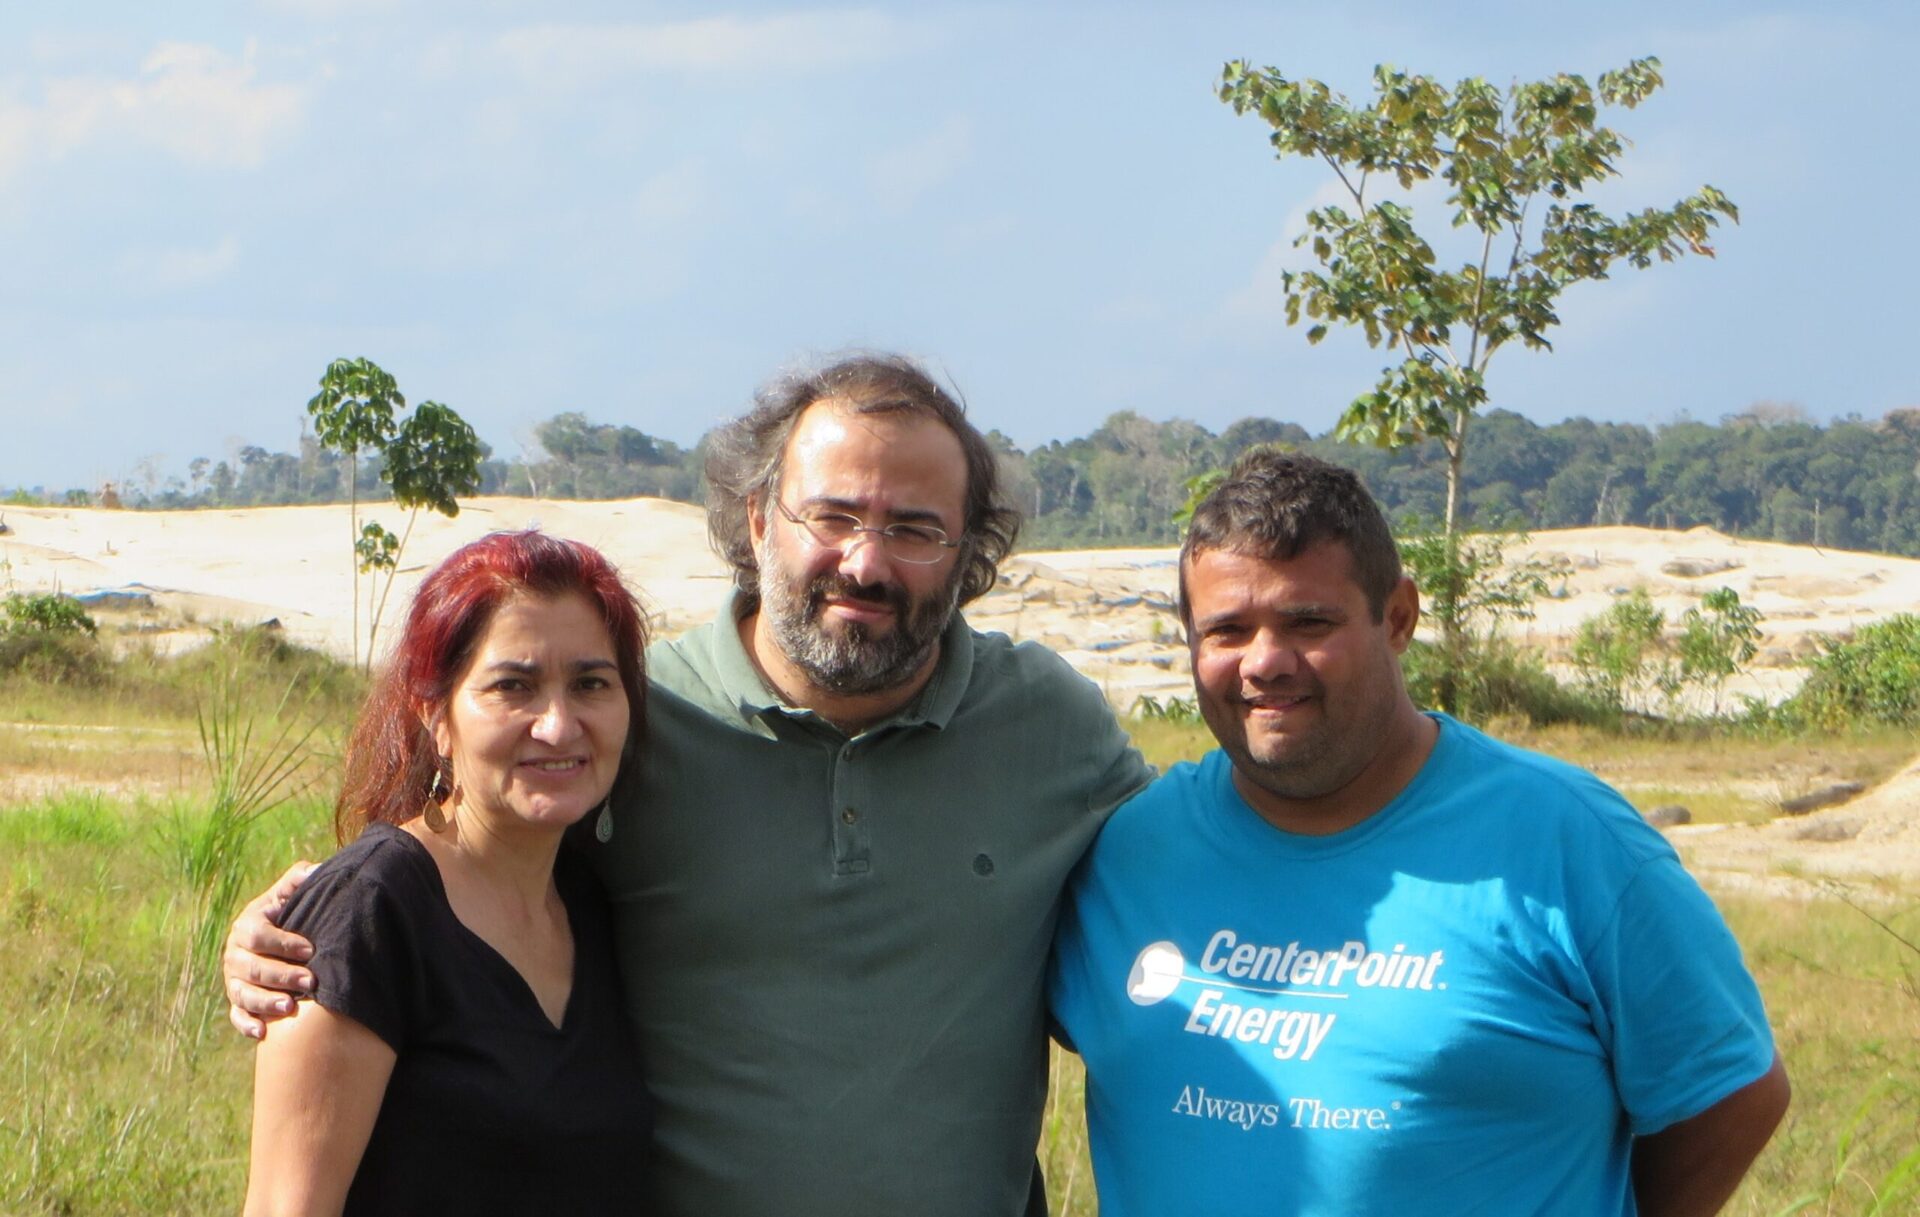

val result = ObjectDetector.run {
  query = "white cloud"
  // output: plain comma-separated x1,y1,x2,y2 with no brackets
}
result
119,235,242,291
5,39,305,179
493,10,928,83
868,116,972,211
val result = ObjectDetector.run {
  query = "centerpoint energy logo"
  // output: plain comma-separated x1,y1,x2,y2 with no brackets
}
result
1126,941,1187,1006
1121,930,1449,1062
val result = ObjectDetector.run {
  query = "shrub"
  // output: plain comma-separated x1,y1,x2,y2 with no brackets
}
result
0,628,106,682
1674,587,1763,718
1402,637,1610,727
159,625,364,714
2,592,96,636
1570,589,1666,712
1783,614,1920,730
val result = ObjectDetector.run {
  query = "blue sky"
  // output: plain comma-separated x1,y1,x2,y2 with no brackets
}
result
2,1,1913,493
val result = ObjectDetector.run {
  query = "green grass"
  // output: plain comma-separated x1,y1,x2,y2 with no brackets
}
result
0,792,336,1215
1720,894,1920,1215
0,642,351,1214
0,790,129,848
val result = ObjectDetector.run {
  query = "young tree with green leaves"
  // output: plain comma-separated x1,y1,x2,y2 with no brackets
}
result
307,358,402,667
1220,56,1736,711
362,401,483,664
1396,521,1567,718
1676,586,1763,716
1571,588,1667,714
306,358,482,669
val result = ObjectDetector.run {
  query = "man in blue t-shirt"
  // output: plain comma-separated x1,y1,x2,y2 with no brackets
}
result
1050,450,1789,1216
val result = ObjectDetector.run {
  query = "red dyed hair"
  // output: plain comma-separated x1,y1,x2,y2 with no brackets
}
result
335,530,648,843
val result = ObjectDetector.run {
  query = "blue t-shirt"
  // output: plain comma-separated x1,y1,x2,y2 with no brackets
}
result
1049,715,1775,1216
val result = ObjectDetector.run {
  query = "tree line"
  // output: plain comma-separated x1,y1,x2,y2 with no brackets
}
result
9,401,1920,558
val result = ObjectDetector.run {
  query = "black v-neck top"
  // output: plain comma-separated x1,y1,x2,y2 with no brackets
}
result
277,822,652,1215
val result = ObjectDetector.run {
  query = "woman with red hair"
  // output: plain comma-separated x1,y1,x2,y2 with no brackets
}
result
244,531,652,1216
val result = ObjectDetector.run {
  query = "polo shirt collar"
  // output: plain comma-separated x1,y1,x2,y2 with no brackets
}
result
708,587,974,735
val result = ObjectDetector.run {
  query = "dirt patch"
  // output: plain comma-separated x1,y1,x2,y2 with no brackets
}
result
1674,756,1920,888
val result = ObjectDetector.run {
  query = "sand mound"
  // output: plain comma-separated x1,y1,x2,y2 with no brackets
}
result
1505,526,1920,661
0,498,728,658
1675,757,1920,887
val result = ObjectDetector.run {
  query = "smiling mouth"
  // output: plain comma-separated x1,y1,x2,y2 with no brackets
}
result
522,758,589,772
1243,693,1311,712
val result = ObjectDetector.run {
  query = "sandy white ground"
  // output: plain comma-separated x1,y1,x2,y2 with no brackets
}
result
0,497,729,661
7,502,1920,704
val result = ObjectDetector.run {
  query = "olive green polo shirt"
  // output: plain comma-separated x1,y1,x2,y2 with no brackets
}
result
588,592,1152,1217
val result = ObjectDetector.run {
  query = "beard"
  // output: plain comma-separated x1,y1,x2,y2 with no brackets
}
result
759,559,965,698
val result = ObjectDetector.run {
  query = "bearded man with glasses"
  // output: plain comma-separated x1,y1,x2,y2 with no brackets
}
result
224,353,1155,1217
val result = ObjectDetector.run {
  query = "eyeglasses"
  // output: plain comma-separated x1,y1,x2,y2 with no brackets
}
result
773,499,960,564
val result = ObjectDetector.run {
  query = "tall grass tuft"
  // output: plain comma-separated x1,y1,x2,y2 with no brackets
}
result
163,670,322,1063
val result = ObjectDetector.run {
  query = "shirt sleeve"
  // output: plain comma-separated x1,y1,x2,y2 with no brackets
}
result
1581,854,1777,1135
1069,678,1156,818
276,855,420,1052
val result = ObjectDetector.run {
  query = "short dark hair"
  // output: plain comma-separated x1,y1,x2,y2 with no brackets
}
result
704,352,1020,606
1178,450,1402,622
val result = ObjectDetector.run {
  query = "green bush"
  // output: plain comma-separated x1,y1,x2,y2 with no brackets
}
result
1783,615,1920,730
1402,638,1611,727
3,592,96,636
1569,589,1666,711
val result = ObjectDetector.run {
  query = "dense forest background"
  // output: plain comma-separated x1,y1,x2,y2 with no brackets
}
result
11,402,1920,557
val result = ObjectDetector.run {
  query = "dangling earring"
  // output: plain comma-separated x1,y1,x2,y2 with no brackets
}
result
423,756,454,832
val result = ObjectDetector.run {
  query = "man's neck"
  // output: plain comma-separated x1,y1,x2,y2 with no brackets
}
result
738,610,941,736
1234,703,1439,837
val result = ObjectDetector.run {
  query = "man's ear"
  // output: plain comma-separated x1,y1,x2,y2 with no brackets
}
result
1385,576,1420,653
747,490,768,551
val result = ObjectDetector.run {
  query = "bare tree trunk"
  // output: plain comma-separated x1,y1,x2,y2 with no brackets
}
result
1435,410,1473,715
367,508,420,671
347,448,360,669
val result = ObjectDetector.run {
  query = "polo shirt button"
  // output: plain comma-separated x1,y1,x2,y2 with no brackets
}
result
842,808,859,825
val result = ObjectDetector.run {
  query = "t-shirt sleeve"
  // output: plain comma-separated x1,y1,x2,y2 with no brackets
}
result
276,856,419,1051
1581,854,1777,1135
1070,680,1155,818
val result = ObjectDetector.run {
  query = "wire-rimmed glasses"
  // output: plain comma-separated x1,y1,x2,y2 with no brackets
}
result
773,500,960,564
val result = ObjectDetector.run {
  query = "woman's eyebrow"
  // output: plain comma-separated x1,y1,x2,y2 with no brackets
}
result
481,658,619,675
